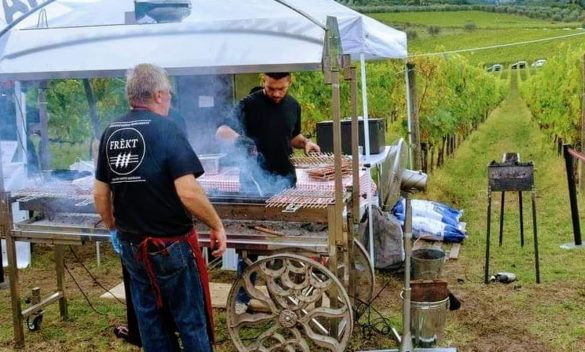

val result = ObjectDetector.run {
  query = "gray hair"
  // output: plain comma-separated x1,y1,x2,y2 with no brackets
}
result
125,63,170,106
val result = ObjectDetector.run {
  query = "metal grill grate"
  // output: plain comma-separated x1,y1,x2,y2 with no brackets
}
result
265,188,335,212
290,153,352,168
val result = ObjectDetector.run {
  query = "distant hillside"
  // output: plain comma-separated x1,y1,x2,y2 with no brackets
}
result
336,0,584,6
340,1,585,23
368,10,585,66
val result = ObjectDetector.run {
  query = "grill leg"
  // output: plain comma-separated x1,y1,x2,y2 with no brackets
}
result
55,245,68,319
6,235,24,348
485,190,492,284
519,191,524,247
499,191,505,246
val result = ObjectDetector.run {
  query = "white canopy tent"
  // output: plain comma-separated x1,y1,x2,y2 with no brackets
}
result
0,0,406,80
0,0,408,265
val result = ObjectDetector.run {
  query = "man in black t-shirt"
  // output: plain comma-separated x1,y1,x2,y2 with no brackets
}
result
216,72,320,190
216,73,320,313
94,63,226,352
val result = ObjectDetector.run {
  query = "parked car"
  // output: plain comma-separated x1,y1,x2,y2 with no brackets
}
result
511,60,527,69
486,64,503,72
532,59,546,68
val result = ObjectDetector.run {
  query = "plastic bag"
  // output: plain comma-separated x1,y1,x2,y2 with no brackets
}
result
360,205,404,271
410,216,467,243
393,198,463,227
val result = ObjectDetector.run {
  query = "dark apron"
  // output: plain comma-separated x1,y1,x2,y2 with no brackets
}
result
134,229,215,343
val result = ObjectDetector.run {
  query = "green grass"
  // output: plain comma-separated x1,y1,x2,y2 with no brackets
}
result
423,83,585,350
369,10,585,66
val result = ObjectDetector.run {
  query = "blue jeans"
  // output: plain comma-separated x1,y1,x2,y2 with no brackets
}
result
236,253,258,304
120,239,212,352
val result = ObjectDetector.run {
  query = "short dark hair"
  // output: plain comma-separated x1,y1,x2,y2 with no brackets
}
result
249,86,263,94
264,72,290,80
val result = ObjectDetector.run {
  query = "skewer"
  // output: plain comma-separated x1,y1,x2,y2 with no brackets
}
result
254,226,284,236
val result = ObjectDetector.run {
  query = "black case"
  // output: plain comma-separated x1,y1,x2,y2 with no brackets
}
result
316,118,386,155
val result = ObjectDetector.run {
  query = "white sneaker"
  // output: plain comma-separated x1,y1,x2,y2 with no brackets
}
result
235,302,249,314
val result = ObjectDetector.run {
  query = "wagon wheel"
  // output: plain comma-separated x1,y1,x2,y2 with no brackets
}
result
226,253,353,352
337,239,375,318
272,239,374,318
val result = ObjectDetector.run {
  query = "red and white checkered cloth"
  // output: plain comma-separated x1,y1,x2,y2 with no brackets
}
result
198,167,376,195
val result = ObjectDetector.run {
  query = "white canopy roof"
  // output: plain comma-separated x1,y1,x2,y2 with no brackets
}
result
0,0,407,80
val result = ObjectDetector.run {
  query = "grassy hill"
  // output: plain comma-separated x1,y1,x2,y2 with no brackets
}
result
369,10,585,66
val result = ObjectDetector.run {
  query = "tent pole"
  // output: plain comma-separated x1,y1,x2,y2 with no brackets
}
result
360,53,375,267
404,60,414,169
14,81,27,162
272,0,326,30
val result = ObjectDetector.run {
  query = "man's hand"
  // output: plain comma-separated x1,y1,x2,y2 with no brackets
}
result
210,227,227,257
304,140,321,155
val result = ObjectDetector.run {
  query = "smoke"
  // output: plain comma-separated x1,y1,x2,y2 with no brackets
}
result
174,74,234,154
216,140,293,197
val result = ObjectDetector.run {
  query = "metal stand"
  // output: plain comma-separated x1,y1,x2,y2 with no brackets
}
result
400,192,414,352
364,188,456,352
1,190,71,348
485,154,540,284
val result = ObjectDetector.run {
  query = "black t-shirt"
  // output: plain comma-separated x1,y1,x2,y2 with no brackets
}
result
222,90,301,178
95,109,204,237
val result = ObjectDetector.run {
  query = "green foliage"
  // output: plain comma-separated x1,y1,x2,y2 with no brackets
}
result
45,78,126,143
275,54,506,159
289,71,330,138
46,80,93,144
520,43,584,144
406,29,418,40
463,21,476,31
30,78,128,168
427,25,441,35
290,61,407,139
356,4,585,23
411,54,507,146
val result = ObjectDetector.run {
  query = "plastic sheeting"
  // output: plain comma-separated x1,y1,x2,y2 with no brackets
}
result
0,0,407,80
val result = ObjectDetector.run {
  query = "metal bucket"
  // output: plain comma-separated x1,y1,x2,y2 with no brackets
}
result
410,296,450,348
412,248,445,280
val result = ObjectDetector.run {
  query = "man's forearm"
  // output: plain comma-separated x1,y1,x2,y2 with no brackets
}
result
94,181,115,229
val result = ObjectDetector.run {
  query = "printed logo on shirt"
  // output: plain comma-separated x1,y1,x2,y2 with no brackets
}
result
106,127,146,176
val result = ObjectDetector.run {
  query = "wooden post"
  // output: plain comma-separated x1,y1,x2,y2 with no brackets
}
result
564,145,582,246
407,63,422,170
0,139,5,285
